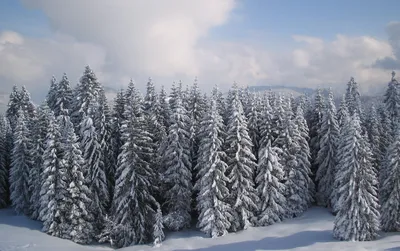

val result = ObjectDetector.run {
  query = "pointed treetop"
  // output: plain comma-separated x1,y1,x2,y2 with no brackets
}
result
392,71,396,81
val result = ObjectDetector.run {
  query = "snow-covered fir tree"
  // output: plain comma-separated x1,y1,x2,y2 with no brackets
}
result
274,101,313,218
247,94,262,161
345,77,363,119
211,85,226,120
62,115,94,244
337,95,348,129
224,86,258,231
333,115,380,241
315,89,339,208
194,97,233,238
79,110,108,234
366,105,381,174
39,110,70,237
19,86,36,120
256,143,287,226
259,95,274,152
162,93,193,231
0,116,8,208
380,127,400,232
152,206,165,246
158,85,171,130
109,89,125,194
29,102,51,220
9,109,32,215
6,85,21,132
108,87,161,247
46,76,58,111
53,73,73,117
309,88,325,180
71,66,102,128
383,71,399,123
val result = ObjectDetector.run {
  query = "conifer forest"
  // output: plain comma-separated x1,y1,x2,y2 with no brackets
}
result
1,66,400,248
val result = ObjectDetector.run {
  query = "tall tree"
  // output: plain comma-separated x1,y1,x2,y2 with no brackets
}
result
383,71,400,123
79,110,108,234
62,115,94,244
195,97,233,238
29,102,51,220
47,76,58,111
108,87,161,247
366,105,381,174
256,144,287,226
315,89,339,208
333,115,380,241
380,128,400,232
6,85,21,132
337,95,348,129
9,109,32,215
71,66,102,128
39,111,70,237
247,94,262,161
345,77,363,119
162,94,193,231
224,86,258,231
0,116,8,208
53,73,73,117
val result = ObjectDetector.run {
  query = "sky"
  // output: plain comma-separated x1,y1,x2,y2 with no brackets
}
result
1,0,400,102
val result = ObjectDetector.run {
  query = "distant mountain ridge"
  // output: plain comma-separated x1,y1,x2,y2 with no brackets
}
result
247,85,315,95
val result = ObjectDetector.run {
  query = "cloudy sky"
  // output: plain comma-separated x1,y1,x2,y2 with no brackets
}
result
1,0,400,101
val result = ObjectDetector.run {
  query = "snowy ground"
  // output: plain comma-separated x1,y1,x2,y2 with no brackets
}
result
0,207,399,251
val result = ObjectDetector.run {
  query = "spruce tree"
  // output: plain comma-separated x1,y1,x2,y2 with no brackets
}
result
159,85,171,130
256,144,287,226
309,88,324,181
108,90,161,247
79,111,108,233
194,97,232,238
381,128,400,232
383,71,399,123
333,115,380,241
47,75,58,111
337,95,348,129
39,111,70,237
6,85,23,133
9,109,32,215
53,73,73,117
315,89,339,208
366,105,381,174
247,94,262,161
0,116,8,208
225,86,258,231
62,115,94,244
345,77,363,119
152,206,165,246
162,92,193,231
29,102,51,220
71,66,102,128
259,95,274,152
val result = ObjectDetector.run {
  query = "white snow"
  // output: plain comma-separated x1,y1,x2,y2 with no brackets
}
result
1,207,400,251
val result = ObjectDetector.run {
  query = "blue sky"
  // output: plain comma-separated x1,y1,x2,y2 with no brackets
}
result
0,0,399,97
2,0,399,42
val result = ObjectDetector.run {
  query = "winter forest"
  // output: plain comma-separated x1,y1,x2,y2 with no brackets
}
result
0,65,399,248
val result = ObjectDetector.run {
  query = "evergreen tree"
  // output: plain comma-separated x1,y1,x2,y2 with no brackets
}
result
337,95,348,129
47,75,58,111
158,85,170,130
109,90,160,247
333,115,380,241
309,88,324,181
380,128,400,232
152,206,165,246
110,89,125,195
247,94,262,160
6,85,21,132
162,94,193,231
71,66,102,128
79,110,108,233
256,144,287,226
0,116,8,208
345,77,363,119
53,73,73,117
62,115,94,244
39,111,70,237
259,95,274,152
9,109,32,215
366,105,381,174
225,86,258,231
315,89,339,208
29,102,51,220
19,86,36,120
194,98,232,238
383,71,399,123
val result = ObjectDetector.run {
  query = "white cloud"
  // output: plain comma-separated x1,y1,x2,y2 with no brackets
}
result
0,0,397,103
